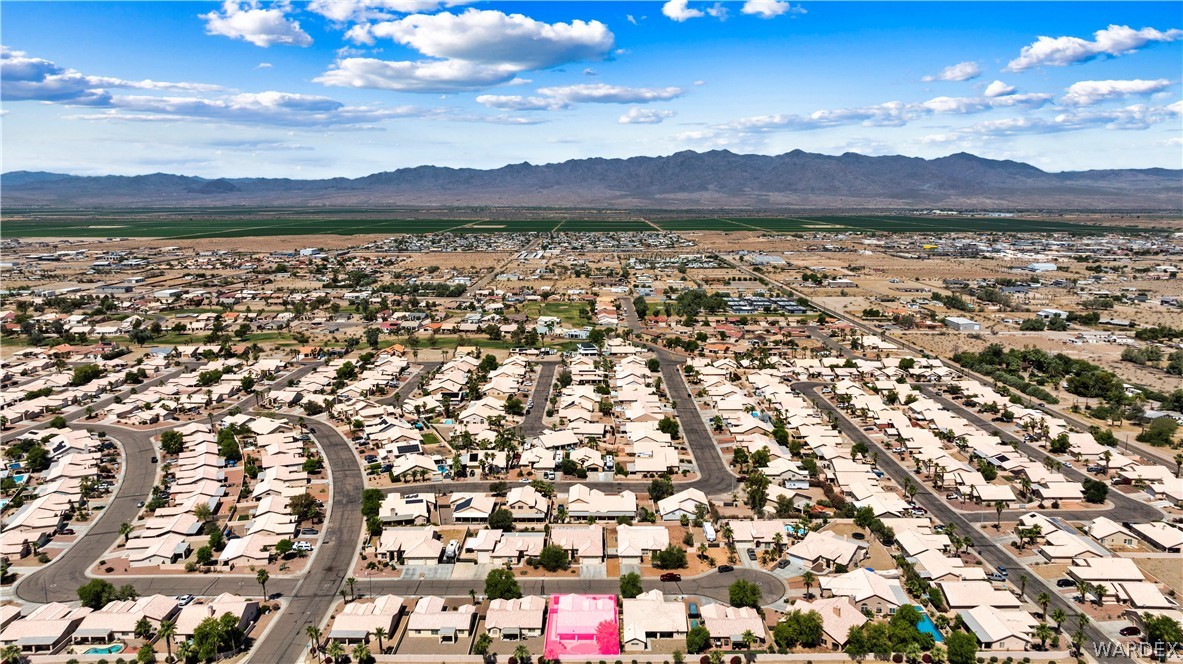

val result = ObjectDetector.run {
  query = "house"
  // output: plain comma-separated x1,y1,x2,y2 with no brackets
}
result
622,590,688,652
0,603,92,654
729,520,789,551
175,594,259,639
698,603,766,648
378,527,443,565
549,525,606,563
406,596,476,643
616,525,671,566
450,493,498,523
506,485,550,522
328,596,405,644
959,606,1037,650
1129,522,1183,553
788,597,867,651
1086,517,1137,550
72,595,181,643
566,484,637,520
378,492,436,525
486,596,547,641
786,531,866,572
939,581,1022,610
657,488,709,521
543,594,620,660
819,569,909,616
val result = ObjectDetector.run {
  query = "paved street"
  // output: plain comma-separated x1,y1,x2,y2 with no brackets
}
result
793,381,1131,664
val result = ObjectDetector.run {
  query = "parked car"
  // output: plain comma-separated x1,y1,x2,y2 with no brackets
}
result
996,565,1008,577
660,573,682,582
136,501,145,508
300,528,319,536
150,456,158,463
176,595,195,606
746,549,757,560
777,558,791,569
59,528,76,536
1119,626,1141,637
294,541,313,552
945,493,960,500
1056,579,1076,588
986,572,1006,582
717,565,734,573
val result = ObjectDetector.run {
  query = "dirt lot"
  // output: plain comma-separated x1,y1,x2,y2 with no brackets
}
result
1133,556,1183,597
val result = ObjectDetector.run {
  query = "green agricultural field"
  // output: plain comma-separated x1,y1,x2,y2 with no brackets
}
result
0,211,1170,237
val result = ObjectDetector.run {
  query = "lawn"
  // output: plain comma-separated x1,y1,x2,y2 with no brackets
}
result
521,301,590,328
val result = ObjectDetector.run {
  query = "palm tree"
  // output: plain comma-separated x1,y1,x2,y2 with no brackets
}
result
372,627,387,654
994,500,1005,527
0,645,23,664
1050,608,1067,633
346,576,358,600
256,569,270,601
513,643,531,664
176,640,194,664
159,619,176,662
326,640,345,663
306,625,322,652
708,650,725,664
1034,623,1053,650
352,643,371,664
119,522,132,542
1076,612,1090,632
802,570,816,599
194,503,213,525
1037,592,1051,618
1019,574,1028,597
741,629,756,650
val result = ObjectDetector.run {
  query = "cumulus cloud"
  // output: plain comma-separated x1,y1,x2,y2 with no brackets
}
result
322,9,615,92
662,0,704,22
706,3,729,20
201,1,312,48
307,0,470,23
920,92,1051,114
619,108,676,124
1061,79,1173,106
922,61,981,82
1006,24,1183,72
741,0,805,19
920,103,1181,142
983,80,1016,97
1,46,221,104
476,83,685,111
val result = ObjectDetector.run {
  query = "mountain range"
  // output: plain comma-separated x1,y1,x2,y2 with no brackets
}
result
4,150,1181,210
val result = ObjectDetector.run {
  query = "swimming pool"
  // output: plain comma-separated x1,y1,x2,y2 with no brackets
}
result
84,644,125,655
12,474,28,484
911,607,943,642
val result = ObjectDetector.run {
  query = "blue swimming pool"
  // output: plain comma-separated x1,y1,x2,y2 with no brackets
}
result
12,474,28,484
911,607,943,642
84,644,125,655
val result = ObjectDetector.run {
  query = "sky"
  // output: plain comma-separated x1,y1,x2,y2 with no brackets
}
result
1,1,1181,178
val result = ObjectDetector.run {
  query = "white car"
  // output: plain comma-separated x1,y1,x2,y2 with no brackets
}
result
294,541,314,552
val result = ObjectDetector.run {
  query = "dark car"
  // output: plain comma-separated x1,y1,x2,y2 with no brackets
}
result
1056,579,1076,588
1119,626,1141,637
150,456,158,463
717,565,734,573
59,528,76,536
777,558,791,569
660,573,682,582
747,549,757,560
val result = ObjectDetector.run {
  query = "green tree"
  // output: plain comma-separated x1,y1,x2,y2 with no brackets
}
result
619,572,642,599
686,625,712,654
488,508,515,531
648,477,675,502
160,429,185,455
77,578,116,609
1082,478,1109,504
538,544,570,571
945,631,977,664
652,545,687,569
485,568,523,600
729,579,762,609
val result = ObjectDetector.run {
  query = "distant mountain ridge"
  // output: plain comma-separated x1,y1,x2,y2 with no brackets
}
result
4,150,1180,210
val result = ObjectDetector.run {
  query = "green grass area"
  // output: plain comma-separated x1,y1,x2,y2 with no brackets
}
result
520,301,590,328
2,211,1170,238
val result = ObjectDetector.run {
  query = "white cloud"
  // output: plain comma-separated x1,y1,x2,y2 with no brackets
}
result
1,46,221,104
307,0,470,23
706,3,729,20
254,62,273,69
317,58,521,92
922,61,981,82
1006,24,1183,72
619,108,676,124
921,92,1051,114
983,80,1016,97
475,94,569,111
662,0,703,22
201,1,312,48
326,9,615,92
476,83,685,111
741,0,805,19
1061,79,1173,106
626,14,638,25
535,83,684,104
920,102,1181,142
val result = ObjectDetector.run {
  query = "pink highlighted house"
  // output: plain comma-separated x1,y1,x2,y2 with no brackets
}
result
544,594,620,660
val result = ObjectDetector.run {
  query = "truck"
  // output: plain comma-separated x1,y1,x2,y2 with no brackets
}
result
445,539,459,562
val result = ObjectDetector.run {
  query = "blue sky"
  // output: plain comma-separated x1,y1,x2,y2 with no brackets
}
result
2,1,1180,177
